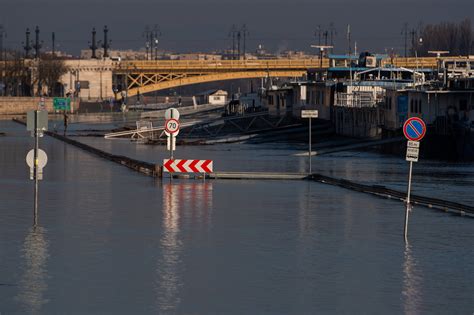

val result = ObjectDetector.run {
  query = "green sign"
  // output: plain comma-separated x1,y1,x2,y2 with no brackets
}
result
53,98,71,111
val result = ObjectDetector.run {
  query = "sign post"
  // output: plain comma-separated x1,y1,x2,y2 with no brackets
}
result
402,117,426,242
301,110,318,174
26,110,48,226
164,108,180,178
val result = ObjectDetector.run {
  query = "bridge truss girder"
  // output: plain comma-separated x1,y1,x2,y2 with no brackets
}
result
116,70,306,99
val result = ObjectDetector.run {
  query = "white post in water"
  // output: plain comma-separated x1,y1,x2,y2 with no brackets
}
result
402,117,426,242
309,117,312,174
404,160,413,243
301,109,318,175
164,108,180,179
26,110,48,226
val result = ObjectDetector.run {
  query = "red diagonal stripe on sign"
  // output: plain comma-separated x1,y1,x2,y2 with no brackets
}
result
201,160,212,173
189,159,199,172
164,159,174,172
408,121,421,137
177,159,187,172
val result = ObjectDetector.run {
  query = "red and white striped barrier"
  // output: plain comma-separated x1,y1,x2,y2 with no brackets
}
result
163,159,213,173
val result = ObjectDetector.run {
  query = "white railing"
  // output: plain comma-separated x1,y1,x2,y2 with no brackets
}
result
334,92,379,108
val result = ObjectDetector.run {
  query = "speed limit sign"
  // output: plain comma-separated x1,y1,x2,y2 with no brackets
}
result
164,118,180,136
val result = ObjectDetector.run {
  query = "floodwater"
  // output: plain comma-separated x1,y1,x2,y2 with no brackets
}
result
0,120,473,314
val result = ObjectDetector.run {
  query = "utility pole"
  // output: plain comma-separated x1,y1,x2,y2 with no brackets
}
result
346,24,351,57
237,30,241,60
33,26,42,59
51,32,55,57
241,24,249,60
143,25,150,60
229,25,237,60
329,22,337,53
24,28,32,58
0,24,5,96
402,23,409,59
152,25,161,60
410,28,417,57
102,25,110,58
315,25,322,45
323,30,329,46
89,27,98,59
0,25,5,61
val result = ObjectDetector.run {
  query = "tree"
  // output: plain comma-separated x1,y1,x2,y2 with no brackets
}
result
3,50,31,96
419,18,473,56
37,54,68,96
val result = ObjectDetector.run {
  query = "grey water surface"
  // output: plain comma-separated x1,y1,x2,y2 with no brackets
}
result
0,120,473,314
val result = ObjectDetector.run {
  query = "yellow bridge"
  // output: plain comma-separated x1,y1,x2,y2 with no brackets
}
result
113,57,438,98
113,59,326,98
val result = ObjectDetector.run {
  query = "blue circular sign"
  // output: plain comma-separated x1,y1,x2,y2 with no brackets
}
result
403,117,426,141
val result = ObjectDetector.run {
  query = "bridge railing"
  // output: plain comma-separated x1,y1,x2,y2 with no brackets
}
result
115,59,328,71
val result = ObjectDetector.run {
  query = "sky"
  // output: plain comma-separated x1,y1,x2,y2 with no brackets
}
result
1,0,473,56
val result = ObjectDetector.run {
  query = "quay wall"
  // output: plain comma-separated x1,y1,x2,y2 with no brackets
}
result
0,97,80,115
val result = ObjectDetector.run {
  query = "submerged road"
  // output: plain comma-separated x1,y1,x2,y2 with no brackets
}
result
1,120,473,314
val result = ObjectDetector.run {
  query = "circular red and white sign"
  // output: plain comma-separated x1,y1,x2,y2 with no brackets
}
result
403,117,426,142
165,118,180,134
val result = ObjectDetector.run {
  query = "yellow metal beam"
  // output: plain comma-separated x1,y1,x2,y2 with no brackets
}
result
119,70,305,99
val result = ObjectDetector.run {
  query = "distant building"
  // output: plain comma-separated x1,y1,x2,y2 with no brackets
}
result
80,49,150,60
198,89,228,105
167,53,222,61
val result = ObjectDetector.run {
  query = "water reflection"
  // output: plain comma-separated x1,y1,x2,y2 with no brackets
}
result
155,181,213,313
15,226,50,314
402,243,423,315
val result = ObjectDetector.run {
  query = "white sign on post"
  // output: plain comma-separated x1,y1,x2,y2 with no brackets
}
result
167,135,176,151
406,141,420,162
301,110,319,119
164,108,180,120
26,149,48,180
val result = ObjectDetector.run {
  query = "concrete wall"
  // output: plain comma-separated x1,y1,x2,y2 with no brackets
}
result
0,97,82,115
0,97,54,115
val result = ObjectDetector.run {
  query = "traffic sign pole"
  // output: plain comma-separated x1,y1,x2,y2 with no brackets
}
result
309,117,312,174
404,160,413,243
33,110,39,226
402,117,426,242
301,110,318,174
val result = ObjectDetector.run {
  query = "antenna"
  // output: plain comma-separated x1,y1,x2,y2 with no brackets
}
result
311,45,333,70
346,24,351,56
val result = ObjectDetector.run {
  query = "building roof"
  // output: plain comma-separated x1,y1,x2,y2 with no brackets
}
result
197,89,228,96
328,54,359,60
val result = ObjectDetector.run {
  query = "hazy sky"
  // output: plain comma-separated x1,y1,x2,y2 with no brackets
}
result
1,0,473,56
